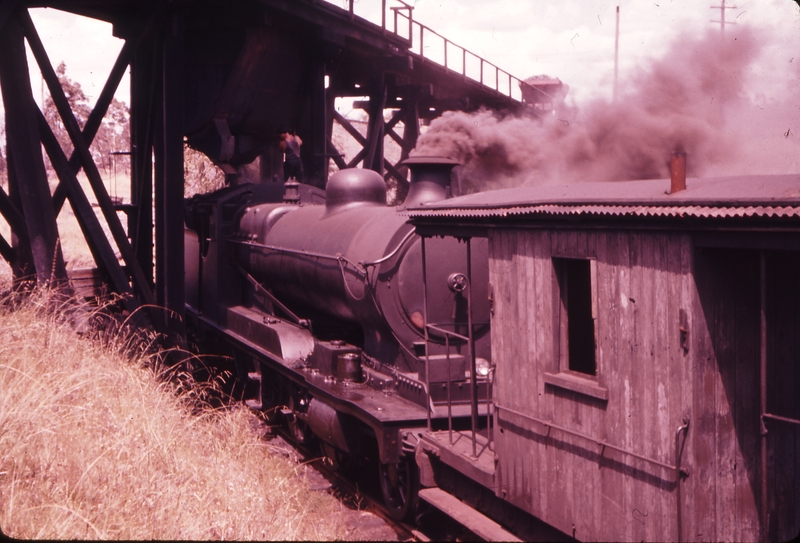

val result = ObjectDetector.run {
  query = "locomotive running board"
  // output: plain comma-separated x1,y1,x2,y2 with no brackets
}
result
418,488,521,542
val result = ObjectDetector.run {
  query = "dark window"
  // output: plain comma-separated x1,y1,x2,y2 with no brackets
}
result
555,258,596,375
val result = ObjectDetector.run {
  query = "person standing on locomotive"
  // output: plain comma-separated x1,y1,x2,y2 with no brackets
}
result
279,128,304,182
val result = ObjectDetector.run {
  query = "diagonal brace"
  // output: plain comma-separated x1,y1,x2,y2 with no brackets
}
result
36,107,139,313
19,9,156,308
50,8,153,214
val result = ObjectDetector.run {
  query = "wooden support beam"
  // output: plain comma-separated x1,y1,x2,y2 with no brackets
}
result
3,149,34,279
154,11,185,335
0,15,69,286
309,54,328,187
0,233,16,265
324,77,338,182
53,6,153,215
333,109,367,145
401,101,420,157
327,139,347,171
383,158,407,187
129,31,157,287
386,125,405,148
395,95,420,201
0,0,21,33
385,108,405,132
363,74,387,174
0,186,27,236
333,109,370,169
346,147,368,169
19,9,156,307
36,107,139,313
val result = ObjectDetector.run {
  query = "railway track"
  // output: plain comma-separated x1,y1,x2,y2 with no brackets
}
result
259,425,416,541
257,421,475,542
188,359,494,541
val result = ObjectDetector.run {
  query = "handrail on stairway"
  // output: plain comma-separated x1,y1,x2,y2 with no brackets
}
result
329,0,536,103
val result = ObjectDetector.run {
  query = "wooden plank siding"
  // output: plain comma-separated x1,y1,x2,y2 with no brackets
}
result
488,229,797,542
692,248,762,542
764,251,800,541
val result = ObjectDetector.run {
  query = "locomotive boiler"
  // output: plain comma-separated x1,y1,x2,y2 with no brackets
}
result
184,157,491,518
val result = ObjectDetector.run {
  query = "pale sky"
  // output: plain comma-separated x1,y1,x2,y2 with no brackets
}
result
9,1,800,119
405,0,800,105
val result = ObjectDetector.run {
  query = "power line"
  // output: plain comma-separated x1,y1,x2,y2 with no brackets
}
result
710,0,737,35
613,3,619,102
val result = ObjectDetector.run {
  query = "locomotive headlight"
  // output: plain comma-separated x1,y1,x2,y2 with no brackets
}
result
476,358,491,377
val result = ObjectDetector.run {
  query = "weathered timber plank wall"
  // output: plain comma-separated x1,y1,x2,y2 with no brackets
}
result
491,228,693,541
692,247,759,541
694,248,800,542
765,251,800,541
488,229,798,542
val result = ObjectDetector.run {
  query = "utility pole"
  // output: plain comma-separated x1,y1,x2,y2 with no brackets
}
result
710,0,737,35
613,3,619,102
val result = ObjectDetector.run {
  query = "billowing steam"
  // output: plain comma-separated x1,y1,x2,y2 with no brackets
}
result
412,27,799,193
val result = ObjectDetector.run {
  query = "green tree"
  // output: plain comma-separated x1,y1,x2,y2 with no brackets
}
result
42,62,91,161
184,144,226,197
42,62,130,179
94,96,130,179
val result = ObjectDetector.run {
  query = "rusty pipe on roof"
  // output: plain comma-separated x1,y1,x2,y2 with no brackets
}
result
670,152,687,193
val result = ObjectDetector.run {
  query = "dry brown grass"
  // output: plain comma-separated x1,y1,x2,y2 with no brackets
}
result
0,289,351,540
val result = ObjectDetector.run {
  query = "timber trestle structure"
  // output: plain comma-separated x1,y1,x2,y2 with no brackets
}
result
0,0,545,334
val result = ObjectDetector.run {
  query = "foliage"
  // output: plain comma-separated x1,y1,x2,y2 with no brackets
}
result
38,63,231,199
42,62,130,178
184,144,226,197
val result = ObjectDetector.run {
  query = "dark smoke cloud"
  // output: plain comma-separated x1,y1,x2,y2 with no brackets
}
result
412,27,799,193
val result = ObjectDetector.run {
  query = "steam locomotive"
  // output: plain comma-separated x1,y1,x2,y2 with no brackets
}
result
183,157,491,519
185,155,800,541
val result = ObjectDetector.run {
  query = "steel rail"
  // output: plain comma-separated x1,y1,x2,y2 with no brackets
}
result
265,432,421,541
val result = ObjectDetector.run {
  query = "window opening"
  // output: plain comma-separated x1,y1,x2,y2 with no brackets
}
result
556,257,597,375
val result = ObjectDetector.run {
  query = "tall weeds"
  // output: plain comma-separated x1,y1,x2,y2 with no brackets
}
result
0,289,347,540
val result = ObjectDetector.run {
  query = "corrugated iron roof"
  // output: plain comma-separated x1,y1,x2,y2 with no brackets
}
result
405,204,800,220
405,174,800,220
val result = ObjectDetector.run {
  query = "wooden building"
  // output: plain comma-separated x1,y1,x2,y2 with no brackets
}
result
409,172,800,542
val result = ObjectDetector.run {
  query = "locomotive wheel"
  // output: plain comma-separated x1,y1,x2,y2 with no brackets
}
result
261,379,280,424
286,395,311,444
321,442,343,472
379,456,419,521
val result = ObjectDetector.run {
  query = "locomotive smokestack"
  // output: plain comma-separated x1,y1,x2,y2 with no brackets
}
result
401,156,460,208
670,152,687,193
